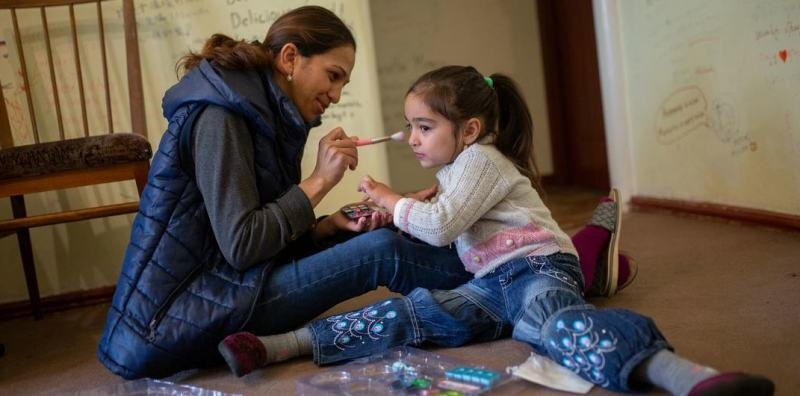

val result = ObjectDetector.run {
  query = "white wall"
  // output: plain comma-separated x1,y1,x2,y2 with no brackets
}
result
595,0,800,216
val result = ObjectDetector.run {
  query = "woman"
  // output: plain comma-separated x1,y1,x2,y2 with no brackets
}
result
97,5,631,380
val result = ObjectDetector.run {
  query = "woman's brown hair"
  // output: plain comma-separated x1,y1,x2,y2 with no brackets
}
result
176,5,355,75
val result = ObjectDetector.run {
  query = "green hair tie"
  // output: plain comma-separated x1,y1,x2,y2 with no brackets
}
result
484,76,494,88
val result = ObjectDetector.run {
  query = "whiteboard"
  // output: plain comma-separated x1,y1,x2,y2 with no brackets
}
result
0,0,386,301
617,0,800,215
131,0,387,215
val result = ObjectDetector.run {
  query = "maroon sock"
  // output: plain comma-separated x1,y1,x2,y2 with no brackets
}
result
617,254,631,287
218,332,267,377
572,225,610,287
572,196,615,288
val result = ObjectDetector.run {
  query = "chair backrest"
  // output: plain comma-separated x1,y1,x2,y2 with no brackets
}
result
0,0,146,148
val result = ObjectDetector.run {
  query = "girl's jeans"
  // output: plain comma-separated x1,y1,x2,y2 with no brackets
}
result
245,228,473,334
308,252,671,392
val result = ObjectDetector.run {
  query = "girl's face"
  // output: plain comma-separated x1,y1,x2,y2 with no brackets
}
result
404,92,463,168
286,45,355,123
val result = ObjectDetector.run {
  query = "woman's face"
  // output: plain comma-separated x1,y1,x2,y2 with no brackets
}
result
286,45,355,123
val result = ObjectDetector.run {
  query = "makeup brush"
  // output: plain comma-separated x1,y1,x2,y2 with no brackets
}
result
356,131,406,146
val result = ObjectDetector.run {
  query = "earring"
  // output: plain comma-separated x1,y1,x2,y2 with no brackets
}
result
287,74,293,82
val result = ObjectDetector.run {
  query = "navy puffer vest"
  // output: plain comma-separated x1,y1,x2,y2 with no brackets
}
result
97,60,311,379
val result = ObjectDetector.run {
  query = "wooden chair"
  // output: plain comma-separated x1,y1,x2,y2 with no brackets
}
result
0,0,151,319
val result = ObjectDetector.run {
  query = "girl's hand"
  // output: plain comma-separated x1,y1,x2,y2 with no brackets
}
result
405,183,439,202
358,175,402,212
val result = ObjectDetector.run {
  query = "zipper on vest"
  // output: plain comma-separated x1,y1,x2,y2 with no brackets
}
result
237,262,274,331
147,264,204,342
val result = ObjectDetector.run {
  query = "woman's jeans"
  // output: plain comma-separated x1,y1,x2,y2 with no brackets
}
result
308,253,671,392
245,228,473,334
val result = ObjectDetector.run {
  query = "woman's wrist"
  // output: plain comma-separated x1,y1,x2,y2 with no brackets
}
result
312,216,338,242
299,176,329,208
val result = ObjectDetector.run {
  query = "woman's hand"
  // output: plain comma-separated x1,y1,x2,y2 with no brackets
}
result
313,205,393,242
300,127,358,207
338,206,393,232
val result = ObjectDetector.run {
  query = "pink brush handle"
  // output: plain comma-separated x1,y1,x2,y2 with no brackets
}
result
356,139,374,146
356,136,393,146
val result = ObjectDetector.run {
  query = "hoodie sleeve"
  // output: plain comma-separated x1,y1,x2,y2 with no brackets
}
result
192,105,316,271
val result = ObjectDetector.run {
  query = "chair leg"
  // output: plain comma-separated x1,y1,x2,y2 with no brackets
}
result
134,162,149,196
10,196,43,320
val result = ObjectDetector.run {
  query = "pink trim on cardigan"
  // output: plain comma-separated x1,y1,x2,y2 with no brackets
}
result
398,199,415,231
461,223,557,274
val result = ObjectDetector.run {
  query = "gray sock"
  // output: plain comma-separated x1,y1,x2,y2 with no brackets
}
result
257,327,313,363
294,327,314,355
636,349,718,395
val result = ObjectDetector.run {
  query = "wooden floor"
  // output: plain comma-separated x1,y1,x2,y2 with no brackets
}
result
2,187,798,394
0,186,631,394
542,185,607,233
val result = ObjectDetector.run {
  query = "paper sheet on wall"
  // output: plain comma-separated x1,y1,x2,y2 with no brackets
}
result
507,353,594,394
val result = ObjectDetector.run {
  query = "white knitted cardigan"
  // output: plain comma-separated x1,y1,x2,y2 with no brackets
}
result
393,143,578,278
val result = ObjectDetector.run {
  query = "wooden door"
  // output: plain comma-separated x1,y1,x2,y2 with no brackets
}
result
538,0,609,190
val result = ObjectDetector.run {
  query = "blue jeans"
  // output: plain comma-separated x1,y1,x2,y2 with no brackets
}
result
308,253,671,392
245,228,473,334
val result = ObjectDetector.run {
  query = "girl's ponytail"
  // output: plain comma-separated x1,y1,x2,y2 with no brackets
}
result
491,74,541,193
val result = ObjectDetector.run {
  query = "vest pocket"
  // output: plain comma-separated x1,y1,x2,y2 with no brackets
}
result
147,264,204,343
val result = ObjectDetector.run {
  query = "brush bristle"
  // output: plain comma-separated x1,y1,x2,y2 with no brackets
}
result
390,131,406,141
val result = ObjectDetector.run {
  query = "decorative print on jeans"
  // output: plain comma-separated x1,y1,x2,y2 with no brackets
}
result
327,300,398,351
548,314,618,387
527,257,580,289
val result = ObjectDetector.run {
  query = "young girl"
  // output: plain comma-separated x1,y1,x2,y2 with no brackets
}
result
217,66,773,395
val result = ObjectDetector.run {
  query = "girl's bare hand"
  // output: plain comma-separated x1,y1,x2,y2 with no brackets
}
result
405,183,439,201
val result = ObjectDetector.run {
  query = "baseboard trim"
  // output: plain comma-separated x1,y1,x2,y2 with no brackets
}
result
631,196,800,231
0,285,114,321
